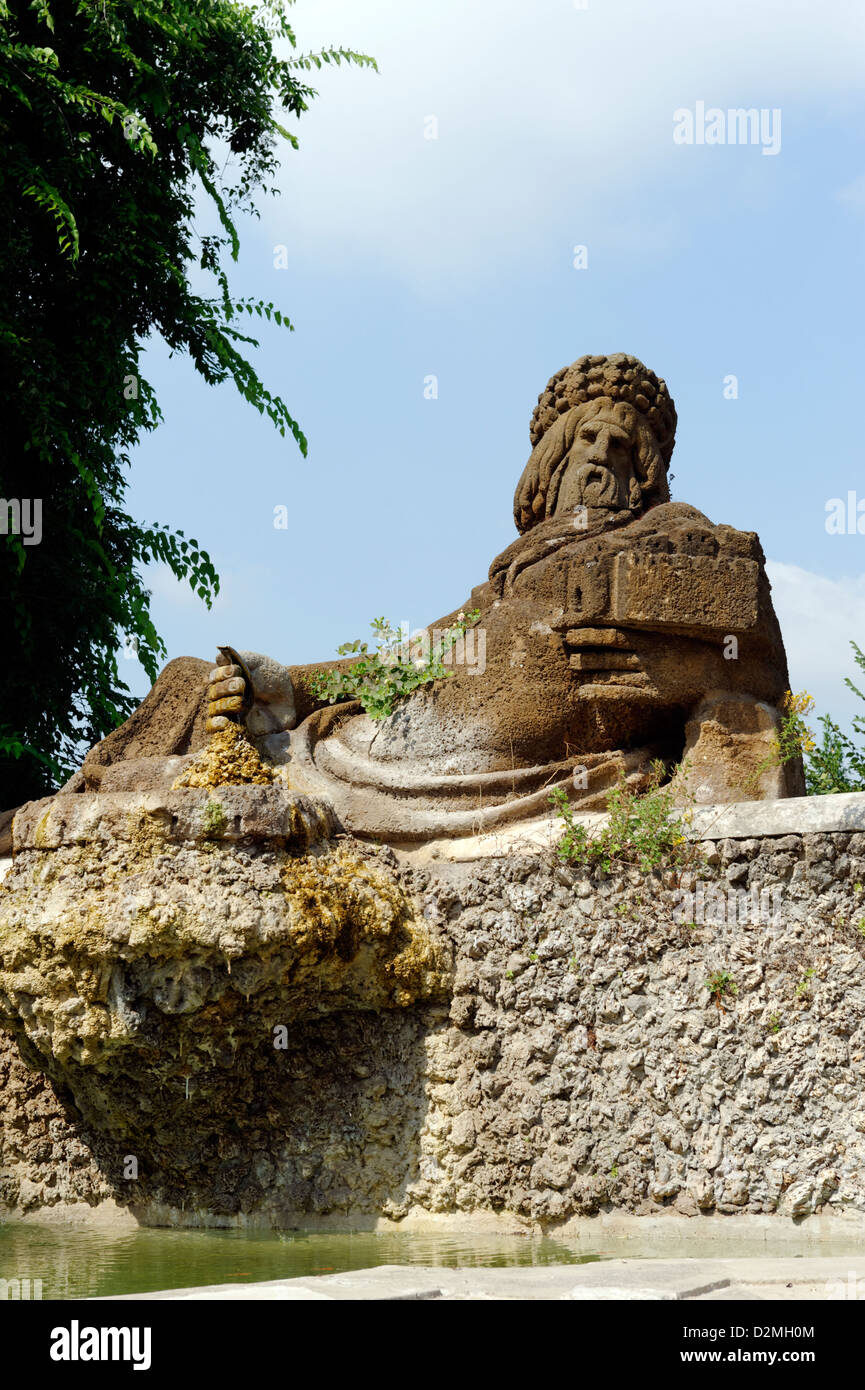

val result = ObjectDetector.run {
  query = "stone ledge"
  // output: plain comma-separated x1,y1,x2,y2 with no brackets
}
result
684,790,865,841
11,787,338,852
399,791,865,863
566,790,865,844
96,1256,865,1301
7,787,865,863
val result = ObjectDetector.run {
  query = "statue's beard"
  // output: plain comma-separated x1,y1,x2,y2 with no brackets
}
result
556,462,637,513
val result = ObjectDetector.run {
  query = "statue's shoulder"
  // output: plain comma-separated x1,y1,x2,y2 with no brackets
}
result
629,501,713,529
623,501,765,562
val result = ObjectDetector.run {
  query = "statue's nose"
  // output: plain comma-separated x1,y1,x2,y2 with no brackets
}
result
586,432,612,464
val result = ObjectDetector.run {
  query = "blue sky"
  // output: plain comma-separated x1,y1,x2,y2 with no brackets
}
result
125,0,865,726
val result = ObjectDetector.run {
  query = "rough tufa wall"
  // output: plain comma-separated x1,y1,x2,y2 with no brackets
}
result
2,826,865,1227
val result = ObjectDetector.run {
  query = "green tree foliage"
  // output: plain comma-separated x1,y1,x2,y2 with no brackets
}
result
0,0,374,803
804,642,865,794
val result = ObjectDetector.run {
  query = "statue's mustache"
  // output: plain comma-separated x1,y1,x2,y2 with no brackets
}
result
568,463,622,506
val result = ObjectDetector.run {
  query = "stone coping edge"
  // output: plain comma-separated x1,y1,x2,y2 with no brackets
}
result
683,790,865,841
11,787,338,851
7,788,865,857
399,791,865,863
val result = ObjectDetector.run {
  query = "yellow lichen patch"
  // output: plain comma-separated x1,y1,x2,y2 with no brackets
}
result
172,724,274,789
125,809,178,861
0,830,450,1082
281,846,451,1006
33,810,53,849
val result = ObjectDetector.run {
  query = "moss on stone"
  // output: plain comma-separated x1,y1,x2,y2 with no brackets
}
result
172,724,274,789
280,846,451,1007
0,831,450,1077
201,799,227,839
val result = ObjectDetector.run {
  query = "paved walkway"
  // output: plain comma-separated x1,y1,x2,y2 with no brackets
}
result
100,1257,865,1300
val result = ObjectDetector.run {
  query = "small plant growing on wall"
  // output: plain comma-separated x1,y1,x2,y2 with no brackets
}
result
549,689,816,876
801,645,865,794
201,798,227,839
705,970,737,1012
310,611,480,720
549,761,694,874
795,968,815,999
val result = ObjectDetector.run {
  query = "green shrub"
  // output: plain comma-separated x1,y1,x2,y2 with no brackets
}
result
705,971,737,1007
804,643,865,794
550,760,693,874
310,611,480,721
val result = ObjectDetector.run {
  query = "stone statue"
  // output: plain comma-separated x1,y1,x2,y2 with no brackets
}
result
71,353,803,847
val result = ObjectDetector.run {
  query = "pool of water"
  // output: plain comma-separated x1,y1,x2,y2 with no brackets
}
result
0,1225,601,1300
3,1220,863,1299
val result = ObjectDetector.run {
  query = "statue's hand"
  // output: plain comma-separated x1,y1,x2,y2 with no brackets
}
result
206,663,248,733
239,651,297,735
205,651,297,737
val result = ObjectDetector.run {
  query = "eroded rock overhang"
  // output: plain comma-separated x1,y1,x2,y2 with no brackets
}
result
0,787,452,1083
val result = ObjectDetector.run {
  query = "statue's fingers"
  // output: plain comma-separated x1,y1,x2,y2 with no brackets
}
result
208,695,245,717
209,676,246,700
209,664,242,683
206,715,232,733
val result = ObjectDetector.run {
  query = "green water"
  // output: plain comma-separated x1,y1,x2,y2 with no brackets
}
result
3,1220,863,1299
0,1224,601,1300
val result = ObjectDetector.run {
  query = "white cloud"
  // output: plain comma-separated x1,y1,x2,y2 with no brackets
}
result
767,561,865,725
257,0,865,290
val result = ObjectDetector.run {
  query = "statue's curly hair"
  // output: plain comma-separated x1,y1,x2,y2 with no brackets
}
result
514,353,677,534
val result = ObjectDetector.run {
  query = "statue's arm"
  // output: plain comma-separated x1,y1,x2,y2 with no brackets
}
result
284,657,361,725
206,651,364,735
210,595,496,736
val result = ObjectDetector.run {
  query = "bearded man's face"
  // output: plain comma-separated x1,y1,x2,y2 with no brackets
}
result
554,412,639,514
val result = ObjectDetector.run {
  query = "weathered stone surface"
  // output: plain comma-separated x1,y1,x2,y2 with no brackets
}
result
78,656,211,785
4,823,865,1227
0,829,448,1053
56,353,801,846
12,787,336,851
525,351,677,473
98,1254,865,1300
77,756,195,794
0,808,14,857
172,723,274,788
687,792,865,839
206,651,297,736
0,815,451,1220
